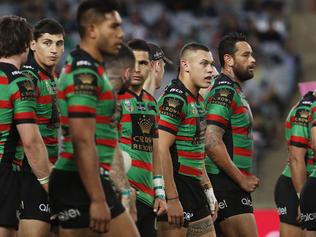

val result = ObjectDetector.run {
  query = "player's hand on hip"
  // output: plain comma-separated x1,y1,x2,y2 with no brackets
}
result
240,175,259,192
89,199,111,233
167,198,184,228
154,198,167,216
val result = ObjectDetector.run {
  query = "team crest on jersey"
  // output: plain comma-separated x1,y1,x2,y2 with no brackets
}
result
124,100,134,112
17,80,35,100
294,109,309,126
161,97,183,119
23,71,35,81
210,88,234,108
74,73,97,95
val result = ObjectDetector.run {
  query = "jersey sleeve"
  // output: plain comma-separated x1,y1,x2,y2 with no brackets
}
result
205,86,235,129
158,94,186,135
153,101,159,138
289,108,310,148
9,77,37,124
65,69,99,118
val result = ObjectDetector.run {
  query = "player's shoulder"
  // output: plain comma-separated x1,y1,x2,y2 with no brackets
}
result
161,79,187,102
142,89,157,103
0,62,27,84
296,91,315,110
211,74,236,91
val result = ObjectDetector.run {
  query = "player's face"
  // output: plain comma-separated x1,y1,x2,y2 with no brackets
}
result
188,50,215,89
131,51,150,87
232,41,256,82
154,59,165,89
97,11,124,56
31,33,64,69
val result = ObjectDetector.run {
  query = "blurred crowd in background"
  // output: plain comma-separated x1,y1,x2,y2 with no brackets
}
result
1,0,315,173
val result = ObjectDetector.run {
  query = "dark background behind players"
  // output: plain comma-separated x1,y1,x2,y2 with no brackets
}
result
1,0,315,213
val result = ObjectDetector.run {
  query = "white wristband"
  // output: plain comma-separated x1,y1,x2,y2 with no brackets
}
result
37,175,49,185
153,175,164,188
204,187,217,212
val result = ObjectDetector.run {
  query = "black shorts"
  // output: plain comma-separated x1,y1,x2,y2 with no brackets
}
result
0,164,20,229
20,171,51,223
136,200,156,237
208,172,253,223
300,177,316,231
48,169,125,229
274,175,300,226
158,174,210,225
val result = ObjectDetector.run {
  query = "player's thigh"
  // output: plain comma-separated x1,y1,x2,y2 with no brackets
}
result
18,220,50,237
187,215,216,237
280,222,304,237
306,230,316,237
157,221,187,237
219,213,258,237
0,227,15,237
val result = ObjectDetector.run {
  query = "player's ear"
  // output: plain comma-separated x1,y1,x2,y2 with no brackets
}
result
180,59,189,73
30,40,36,52
224,54,234,67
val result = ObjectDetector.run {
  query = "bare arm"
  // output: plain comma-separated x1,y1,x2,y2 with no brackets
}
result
288,145,307,194
204,124,258,192
153,137,163,176
69,117,110,232
17,123,52,191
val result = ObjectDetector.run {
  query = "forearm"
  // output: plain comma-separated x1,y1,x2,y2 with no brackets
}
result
153,138,163,176
160,149,178,198
289,156,307,193
24,141,51,179
74,140,106,202
109,146,131,191
200,160,212,188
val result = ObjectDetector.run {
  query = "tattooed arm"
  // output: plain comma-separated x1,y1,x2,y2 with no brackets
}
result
204,125,259,192
109,145,137,221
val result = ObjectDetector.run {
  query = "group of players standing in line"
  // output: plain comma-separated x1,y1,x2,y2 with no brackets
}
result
0,0,315,237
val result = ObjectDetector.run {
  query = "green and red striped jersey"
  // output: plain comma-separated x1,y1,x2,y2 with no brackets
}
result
158,79,207,180
0,62,37,171
204,74,253,175
55,47,117,174
22,55,59,166
282,92,315,177
308,97,316,178
118,89,158,207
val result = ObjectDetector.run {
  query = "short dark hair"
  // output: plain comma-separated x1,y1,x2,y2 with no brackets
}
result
77,0,119,38
33,18,65,41
0,15,32,58
106,43,135,69
179,42,210,58
127,39,150,53
218,32,247,67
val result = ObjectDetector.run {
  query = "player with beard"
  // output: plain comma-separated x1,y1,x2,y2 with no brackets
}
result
157,43,217,237
204,32,259,237
48,1,140,236
0,16,51,237
18,18,65,237
117,39,167,237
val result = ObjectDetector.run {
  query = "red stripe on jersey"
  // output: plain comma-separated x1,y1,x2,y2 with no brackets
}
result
38,72,50,80
240,169,251,176
121,114,132,123
96,138,117,148
0,124,11,131
232,126,248,135
290,136,308,145
176,135,193,141
96,115,112,124
312,107,316,113
159,120,178,132
43,137,58,145
178,150,204,160
0,76,8,84
129,179,154,197
57,90,65,99
60,152,73,159
63,85,75,96
234,106,246,114
233,147,252,157
10,91,21,101
142,92,155,102
99,90,114,100
37,95,52,104
63,137,71,143
64,64,72,74
68,105,96,114
15,112,36,120
60,116,68,124
99,162,111,171
183,117,196,125
97,66,104,76
307,159,315,165
117,93,134,100
285,121,291,129
0,100,11,108
187,96,195,104
132,159,153,172
50,157,57,164
119,137,132,145
206,114,228,126
179,164,202,177
37,117,50,124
